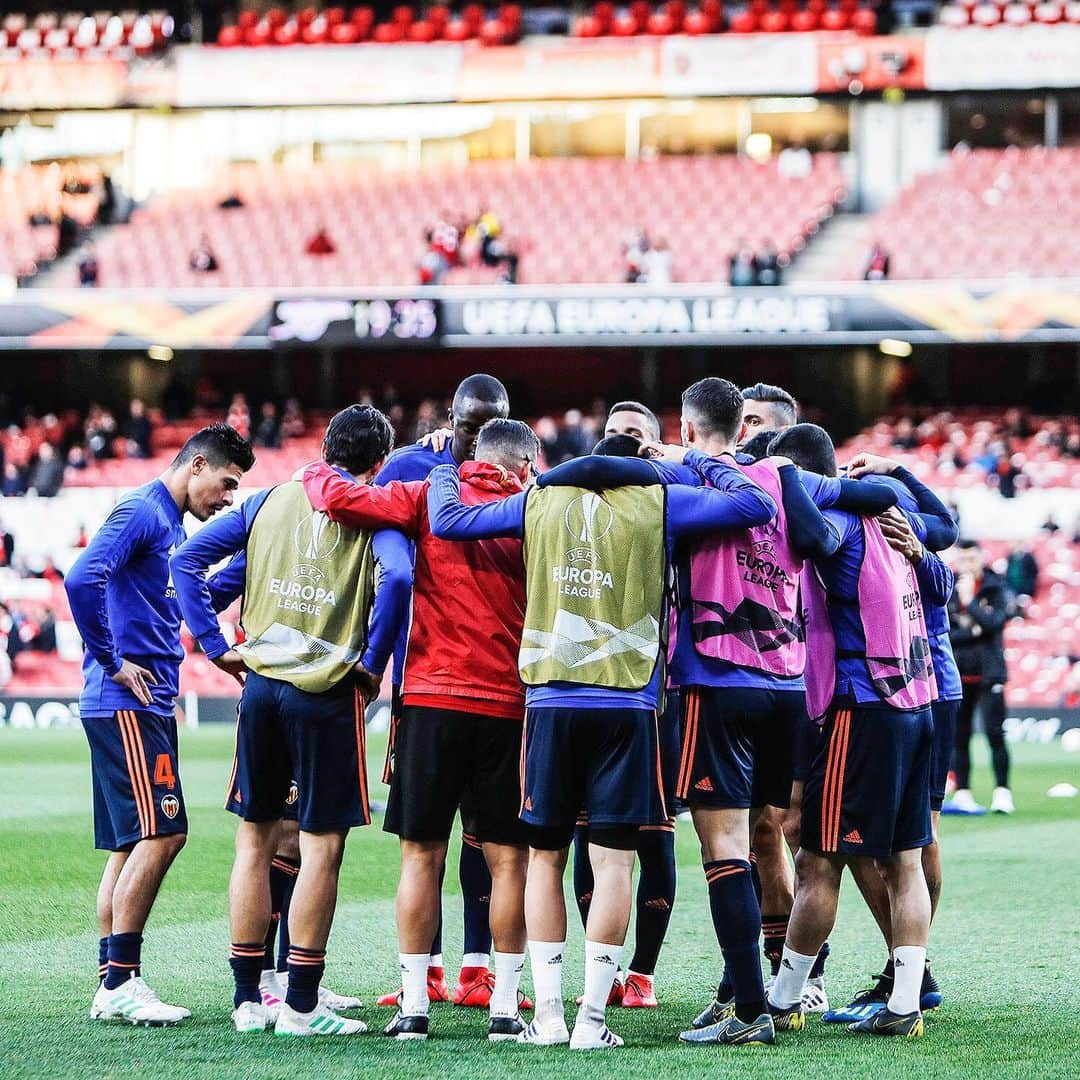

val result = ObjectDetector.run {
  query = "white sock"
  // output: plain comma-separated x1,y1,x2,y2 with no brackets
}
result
528,939,565,1023
888,946,926,1015
489,951,525,1018
428,952,443,970
399,953,430,1017
461,952,489,971
768,946,817,1009
580,940,624,1026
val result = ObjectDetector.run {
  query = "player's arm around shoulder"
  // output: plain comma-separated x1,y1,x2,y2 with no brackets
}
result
426,463,526,541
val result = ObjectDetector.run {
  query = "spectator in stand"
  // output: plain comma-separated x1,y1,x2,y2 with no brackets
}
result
419,217,461,285
66,444,89,473
411,398,440,441
1040,512,1060,535
122,397,153,458
253,400,282,449
992,443,1023,499
305,225,336,256
0,519,13,567
281,397,307,439
1002,407,1032,440
777,140,813,180
77,248,100,288
641,237,673,286
1062,662,1080,710
190,235,219,273
85,405,118,460
729,242,758,287
27,443,65,497
544,409,591,465
756,241,782,286
892,416,920,450
623,228,649,283
97,174,117,226
218,191,245,209
28,207,52,226
475,209,519,284
864,239,891,281
1004,540,1038,601
1065,431,1080,459
227,394,251,440
2,463,26,497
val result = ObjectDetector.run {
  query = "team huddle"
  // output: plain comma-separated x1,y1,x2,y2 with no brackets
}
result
67,371,962,1048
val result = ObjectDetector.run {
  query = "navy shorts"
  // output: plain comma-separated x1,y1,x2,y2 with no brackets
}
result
83,710,188,851
658,690,682,811
792,708,822,785
930,699,960,812
521,707,667,842
677,686,799,810
801,703,932,859
383,705,530,846
226,671,370,833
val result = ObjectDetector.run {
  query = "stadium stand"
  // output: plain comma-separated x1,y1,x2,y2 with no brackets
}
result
937,0,1080,25
0,163,101,283
837,147,1080,280
55,154,845,287
574,0,878,35
0,10,174,54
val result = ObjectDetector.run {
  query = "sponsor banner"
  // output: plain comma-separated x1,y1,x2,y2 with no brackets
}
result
458,38,661,100
0,295,272,349
0,55,129,109
925,25,1080,91
816,33,927,94
173,42,463,107
660,33,819,96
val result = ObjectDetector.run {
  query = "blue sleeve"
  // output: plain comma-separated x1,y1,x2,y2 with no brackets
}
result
781,464,839,558
827,474,899,515
426,464,527,540
207,551,247,613
539,455,660,489
683,450,777,523
891,466,958,551
666,481,776,538
373,457,403,486
915,550,954,608
361,529,414,675
170,495,264,660
651,460,701,486
64,500,153,677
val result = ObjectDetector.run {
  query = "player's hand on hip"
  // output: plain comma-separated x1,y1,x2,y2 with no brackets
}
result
110,659,157,706
419,427,452,452
212,649,248,686
640,441,687,464
353,663,381,705
847,452,898,477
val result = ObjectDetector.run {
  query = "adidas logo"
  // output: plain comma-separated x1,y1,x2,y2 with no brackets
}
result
782,958,794,971
894,957,905,967
595,954,615,966
524,797,534,812
547,954,563,965
843,828,863,845
694,776,715,792
644,898,671,911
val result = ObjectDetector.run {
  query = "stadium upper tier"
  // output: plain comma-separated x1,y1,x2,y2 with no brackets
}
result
52,155,845,288
1,10,173,53
836,147,1080,281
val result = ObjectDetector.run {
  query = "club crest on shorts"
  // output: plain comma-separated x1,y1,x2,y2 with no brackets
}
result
286,781,299,806
160,794,180,819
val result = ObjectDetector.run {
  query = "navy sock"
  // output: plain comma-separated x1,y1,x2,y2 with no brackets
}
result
269,856,299,971
274,859,300,972
762,913,789,977
572,824,594,931
230,942,265,1007
810,941,831,980
459,835,493,958
98,936,109,983
104,932,143,990
705,860,764,1024
628,827,676,976
286,947,326,1014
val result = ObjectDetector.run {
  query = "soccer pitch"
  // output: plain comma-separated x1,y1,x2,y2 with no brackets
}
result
2,725,1078,1079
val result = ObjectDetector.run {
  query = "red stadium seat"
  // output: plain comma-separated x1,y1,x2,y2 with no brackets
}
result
576,13,603,35
217,24,243,46
647,11,676,33
612,12,640,33
325,7,346,26
480,17,508,43
790,9,820,29
684,10,714,33
938,4,970,25
392,5,415,27
264,9,287,29
443,17,471,39
407,19,436,40
760,10,790,31
820,8,851,29
729,10,758,30
851,7,877,32
244,21,273,45
971,2,1003,23
372,21,404,41
274,21,301,45
1034,1,1063,21
301,17,329,43
330,21,361,42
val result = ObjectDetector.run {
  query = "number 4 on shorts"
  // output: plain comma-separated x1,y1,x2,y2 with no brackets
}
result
154,753,176,790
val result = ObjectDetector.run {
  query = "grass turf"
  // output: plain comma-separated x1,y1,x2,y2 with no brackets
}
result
1,725,1078,1079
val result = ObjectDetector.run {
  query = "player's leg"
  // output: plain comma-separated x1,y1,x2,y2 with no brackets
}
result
85,710,189,1025
753,807,794,980
453,834,493,1003
984,683,1014,813
623,695,681,1008
276,681,369,1037
518,707,587,1046
382,706,466,1038
95,852,127,985
572,821,594,930
949,681,979,809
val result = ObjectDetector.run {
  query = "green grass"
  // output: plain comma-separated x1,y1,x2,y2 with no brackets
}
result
2,726,1079,1079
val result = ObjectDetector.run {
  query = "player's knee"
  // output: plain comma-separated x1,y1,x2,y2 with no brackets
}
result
156,832,187,860
484,842,528,879
276,824,301,862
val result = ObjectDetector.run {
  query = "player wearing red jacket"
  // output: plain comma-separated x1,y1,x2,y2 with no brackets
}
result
301,418,540,1043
